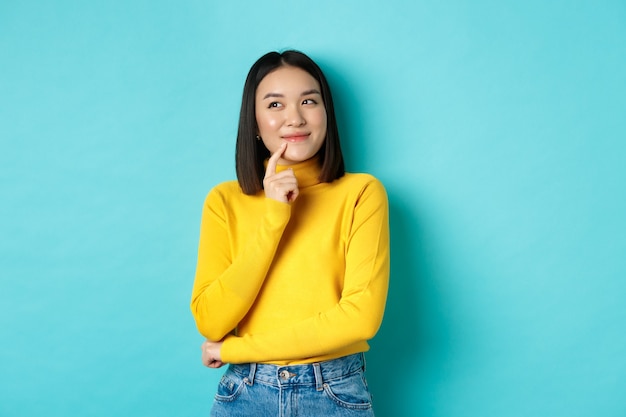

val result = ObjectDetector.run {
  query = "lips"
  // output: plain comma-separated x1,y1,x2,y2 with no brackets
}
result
282,132,310,142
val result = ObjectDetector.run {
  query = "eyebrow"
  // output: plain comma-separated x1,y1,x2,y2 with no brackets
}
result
262,89,321,100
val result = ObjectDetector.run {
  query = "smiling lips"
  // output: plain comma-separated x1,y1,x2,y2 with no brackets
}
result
282,132,310,142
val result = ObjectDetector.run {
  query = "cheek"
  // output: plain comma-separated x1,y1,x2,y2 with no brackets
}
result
312,109,327,129
257,113,280,133
267,118,279,129
315,112,328,137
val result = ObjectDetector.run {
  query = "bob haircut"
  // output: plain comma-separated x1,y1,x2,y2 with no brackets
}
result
235,50,345,195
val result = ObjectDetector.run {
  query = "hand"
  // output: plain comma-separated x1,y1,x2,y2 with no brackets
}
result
201,339,225,368
263,143,299,203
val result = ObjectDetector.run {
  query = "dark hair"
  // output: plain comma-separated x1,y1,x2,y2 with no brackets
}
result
235,50,345,195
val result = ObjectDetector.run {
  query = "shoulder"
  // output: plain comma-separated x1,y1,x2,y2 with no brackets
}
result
339,173,387,196
204,180,245,207
328,173,388,210
210,180,243,195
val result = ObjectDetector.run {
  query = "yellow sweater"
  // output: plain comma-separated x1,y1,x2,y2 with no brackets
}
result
190,157,390,365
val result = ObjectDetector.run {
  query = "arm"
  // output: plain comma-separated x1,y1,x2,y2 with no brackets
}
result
220,179,390,363
191,144,299,342
190,190,291,341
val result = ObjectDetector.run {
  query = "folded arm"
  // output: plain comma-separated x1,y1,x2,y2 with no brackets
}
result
221,179,390,363
190,188,291,341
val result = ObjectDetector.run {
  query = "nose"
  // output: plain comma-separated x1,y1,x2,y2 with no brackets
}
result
286,106,306,127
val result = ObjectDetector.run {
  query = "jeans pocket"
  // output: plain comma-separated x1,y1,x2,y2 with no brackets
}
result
214,370,246,403
323,372,373,410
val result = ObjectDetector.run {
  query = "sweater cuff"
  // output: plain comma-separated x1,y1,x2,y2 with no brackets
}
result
264,197,292,226
221,335,242,364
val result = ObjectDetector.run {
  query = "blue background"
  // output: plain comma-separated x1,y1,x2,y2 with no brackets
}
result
1,1,625,416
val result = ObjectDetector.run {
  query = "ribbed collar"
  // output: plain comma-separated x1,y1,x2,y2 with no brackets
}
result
267,156,322,188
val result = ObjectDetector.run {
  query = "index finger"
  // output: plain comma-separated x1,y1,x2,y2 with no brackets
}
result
265,143,287,178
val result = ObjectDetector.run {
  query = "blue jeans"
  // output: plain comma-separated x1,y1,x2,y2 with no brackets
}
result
210,353,375,417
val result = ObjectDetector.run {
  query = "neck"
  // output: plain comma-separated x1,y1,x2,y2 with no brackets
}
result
273,157,322,188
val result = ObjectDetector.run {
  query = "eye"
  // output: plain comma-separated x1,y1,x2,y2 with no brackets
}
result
302,98,318,105
268,101,282,109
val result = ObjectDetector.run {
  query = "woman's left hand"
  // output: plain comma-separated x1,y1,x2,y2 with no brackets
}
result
201,339,225,368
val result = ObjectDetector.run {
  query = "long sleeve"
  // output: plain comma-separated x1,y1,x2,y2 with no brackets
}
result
220,178,390,363
190,184,292,341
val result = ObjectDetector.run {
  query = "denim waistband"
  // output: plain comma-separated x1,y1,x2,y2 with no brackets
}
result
228,353,365,391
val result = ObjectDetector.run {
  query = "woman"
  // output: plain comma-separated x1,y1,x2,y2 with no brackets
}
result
190,50,390,416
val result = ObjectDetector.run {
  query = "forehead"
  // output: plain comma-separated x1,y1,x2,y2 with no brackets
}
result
256,66,320,96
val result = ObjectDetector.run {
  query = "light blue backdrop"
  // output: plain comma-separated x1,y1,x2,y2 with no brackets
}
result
1,1,624,416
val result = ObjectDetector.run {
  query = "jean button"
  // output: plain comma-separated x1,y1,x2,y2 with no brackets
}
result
279,370,290,380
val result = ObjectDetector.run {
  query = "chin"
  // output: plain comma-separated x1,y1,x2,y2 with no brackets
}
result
284,151,314,163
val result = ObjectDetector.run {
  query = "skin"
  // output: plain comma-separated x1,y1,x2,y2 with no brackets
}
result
202,339,223,368
255,65,327,167
200,66,329,367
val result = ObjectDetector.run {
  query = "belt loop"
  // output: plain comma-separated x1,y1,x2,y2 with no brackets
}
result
245,363,256,386
361,352,366,372
313,363,324,391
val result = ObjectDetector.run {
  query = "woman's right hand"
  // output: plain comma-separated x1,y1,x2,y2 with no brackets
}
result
263,143,299,203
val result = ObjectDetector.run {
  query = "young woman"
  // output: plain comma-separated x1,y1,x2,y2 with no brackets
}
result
190,50,390,417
